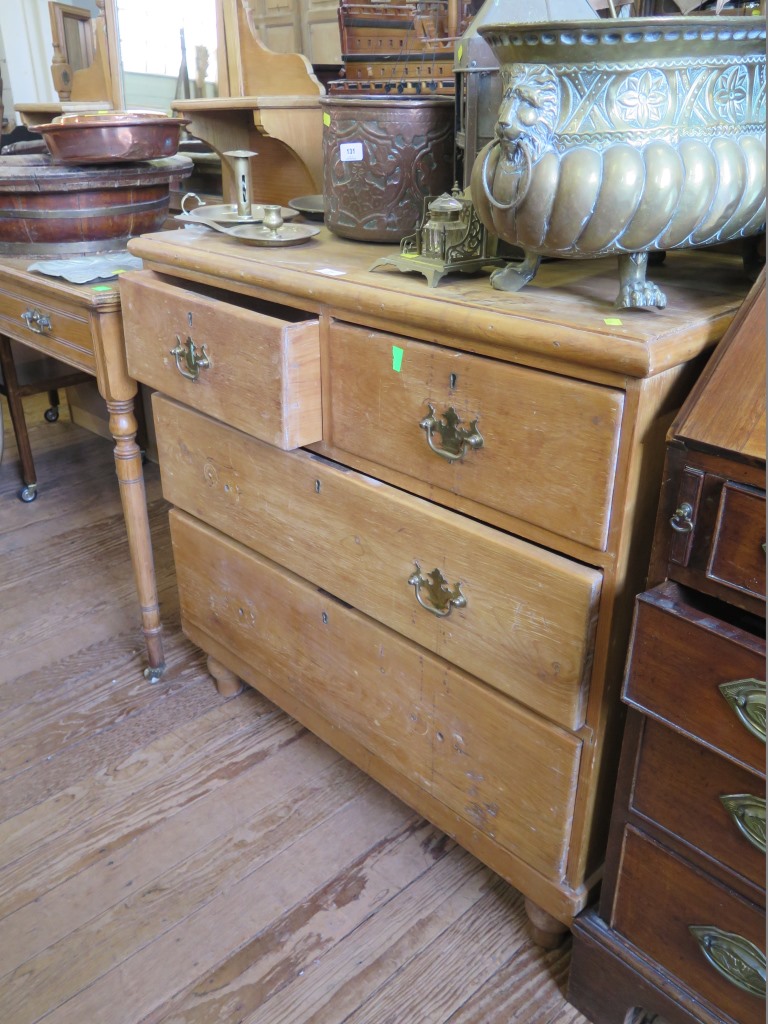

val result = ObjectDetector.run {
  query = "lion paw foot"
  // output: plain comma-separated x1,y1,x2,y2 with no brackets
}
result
615,280,667,311
490,254,541,293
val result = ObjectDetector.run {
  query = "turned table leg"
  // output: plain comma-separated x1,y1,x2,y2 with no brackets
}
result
524,897,570,949
207,655,244,697
107,397,165,681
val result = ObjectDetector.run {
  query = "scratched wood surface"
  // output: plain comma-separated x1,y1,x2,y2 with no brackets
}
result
0,395,600,1024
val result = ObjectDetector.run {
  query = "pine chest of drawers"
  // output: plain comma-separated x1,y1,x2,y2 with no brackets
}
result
568,274,766,1020
121,228,751,942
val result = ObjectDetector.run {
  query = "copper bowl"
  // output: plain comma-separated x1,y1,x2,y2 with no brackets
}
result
32,110,190,164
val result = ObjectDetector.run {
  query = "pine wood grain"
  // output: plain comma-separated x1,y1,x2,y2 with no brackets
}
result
0,395,591,1024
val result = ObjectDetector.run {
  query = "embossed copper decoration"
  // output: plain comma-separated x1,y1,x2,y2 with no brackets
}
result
321,96,455,243
470,18,767,310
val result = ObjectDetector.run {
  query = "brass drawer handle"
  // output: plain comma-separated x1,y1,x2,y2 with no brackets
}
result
21,308,52,334
670,501,694,533
689,926,766,998
419,404,483,462
408,564,466,618
720,794,766,853
170,335,210,382
719,679,766,743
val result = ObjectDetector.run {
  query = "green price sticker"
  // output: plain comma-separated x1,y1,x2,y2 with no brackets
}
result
323,112,331,126
92,285,112,291
604,317,623,326
392,345,404,372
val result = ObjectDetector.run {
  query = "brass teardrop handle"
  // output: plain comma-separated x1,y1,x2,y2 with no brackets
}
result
408,564,466,618
170,335,210,382
689,926,766,998
720,794,766,853
419,404,483,462
719,679,766,743
670,501,694,533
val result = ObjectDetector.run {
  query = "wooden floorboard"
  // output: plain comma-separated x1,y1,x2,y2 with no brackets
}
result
0,394,602,1024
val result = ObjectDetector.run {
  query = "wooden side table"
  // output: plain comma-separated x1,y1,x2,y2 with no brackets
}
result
0,256,165,680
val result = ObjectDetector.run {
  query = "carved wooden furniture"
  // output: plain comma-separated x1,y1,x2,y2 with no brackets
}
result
120,227,751,944
568,273,766,1023
0,256,165,678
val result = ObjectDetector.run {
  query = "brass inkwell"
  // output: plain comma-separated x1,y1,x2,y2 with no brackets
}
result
370,186,503,287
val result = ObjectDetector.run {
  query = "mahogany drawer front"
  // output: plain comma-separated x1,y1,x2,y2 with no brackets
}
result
611,828,766,1024
154,395,602,730
325,321,624,551
169,508,583,881
624,582,766,774
632,717,766,892
120,269,321,449
666,465,766,613
0,286,95,372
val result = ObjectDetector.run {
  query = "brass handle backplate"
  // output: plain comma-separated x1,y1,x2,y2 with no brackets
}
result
689,926,766,998
21,308,52,334
408,563,466,617
719,679,766,743
720,793,766,852
670,501,694,533
170,335,210,382
419,403,483,462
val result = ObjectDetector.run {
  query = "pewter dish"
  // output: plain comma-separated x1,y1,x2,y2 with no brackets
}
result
175,215,319,246
288,195,325,221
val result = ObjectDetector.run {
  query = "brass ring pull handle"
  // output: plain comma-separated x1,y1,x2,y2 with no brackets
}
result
419,404,483,462
720,794,766,853
719,679,766,743
170,335,210,382
689,926,766,998
408,564,466,618
480,137,533,211
670,501,695,533
21,308,52,334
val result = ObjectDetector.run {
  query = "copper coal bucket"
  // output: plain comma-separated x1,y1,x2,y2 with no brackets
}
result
0,154,193,255
321,95,455,243
470,18,766,308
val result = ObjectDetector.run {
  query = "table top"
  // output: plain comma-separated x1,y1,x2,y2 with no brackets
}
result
128,225,752,381
0,254,122,313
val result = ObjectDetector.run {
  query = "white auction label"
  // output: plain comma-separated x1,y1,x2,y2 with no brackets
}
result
339,142,363,162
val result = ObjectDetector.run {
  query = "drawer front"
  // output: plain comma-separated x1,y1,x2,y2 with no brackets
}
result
0,286,95,372
624,583,766,774
612,828,766,1024
708,483,766,602
633,718,766,891
170,509,583,881
326,322,624,550
667,467,766,613
155,395,602,729
120,270,321,449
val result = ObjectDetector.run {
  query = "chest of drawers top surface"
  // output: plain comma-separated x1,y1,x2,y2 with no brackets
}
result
127,229,751,381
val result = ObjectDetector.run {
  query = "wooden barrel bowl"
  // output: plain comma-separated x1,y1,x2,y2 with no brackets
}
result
0,154,193,255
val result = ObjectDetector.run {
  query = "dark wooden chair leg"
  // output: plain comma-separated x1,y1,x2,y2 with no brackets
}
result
0,334,37,499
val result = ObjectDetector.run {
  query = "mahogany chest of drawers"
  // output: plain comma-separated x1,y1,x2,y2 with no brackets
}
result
121,226,751,944
569,274,766,1022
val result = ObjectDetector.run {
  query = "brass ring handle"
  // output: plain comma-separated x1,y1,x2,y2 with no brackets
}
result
480,137,532,211
419,404,483,462
719,679,766,743
408,564,466,618
21,308,52,334
689,926,766,998
720,794,766,853
670,501,694,533
170,335,210,382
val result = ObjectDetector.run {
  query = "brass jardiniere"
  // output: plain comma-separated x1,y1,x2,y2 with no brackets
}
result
470,18,766,309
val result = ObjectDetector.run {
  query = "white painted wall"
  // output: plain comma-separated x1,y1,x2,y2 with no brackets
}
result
0,0,56,122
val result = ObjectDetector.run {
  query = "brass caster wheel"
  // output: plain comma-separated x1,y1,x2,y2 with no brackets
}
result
19,483,38,503
44,406,59,422
143,663,166,683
